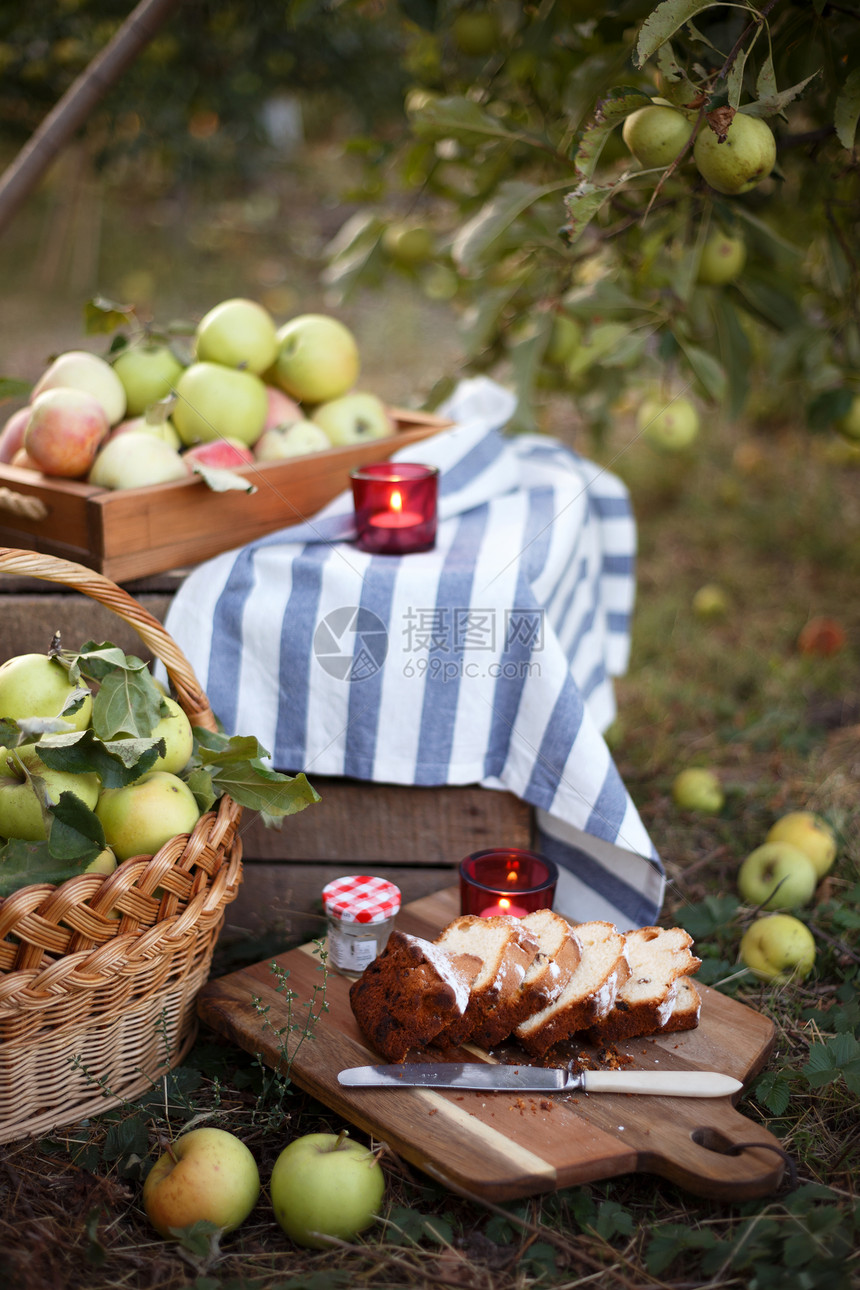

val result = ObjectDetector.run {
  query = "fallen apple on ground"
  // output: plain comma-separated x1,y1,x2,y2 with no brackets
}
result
671,767,724,813
143,1127,260,1238
739,913,816,982
765,811,837,880
270,1131,385,1249
738,841,818,911
692,584,730,619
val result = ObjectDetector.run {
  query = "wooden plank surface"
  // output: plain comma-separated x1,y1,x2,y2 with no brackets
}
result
199,886,785,1203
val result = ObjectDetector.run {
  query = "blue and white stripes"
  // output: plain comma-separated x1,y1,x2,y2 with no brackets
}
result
163,377,665,928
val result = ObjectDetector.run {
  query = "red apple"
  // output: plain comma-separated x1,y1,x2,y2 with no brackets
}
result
264,385,303,430
24,387,109,477
183,438,255,469
0,407,30,464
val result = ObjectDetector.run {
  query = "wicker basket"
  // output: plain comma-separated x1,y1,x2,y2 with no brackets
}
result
0,547,243,1144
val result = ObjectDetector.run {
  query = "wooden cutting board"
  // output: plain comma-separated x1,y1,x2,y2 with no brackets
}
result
197,887,786,1202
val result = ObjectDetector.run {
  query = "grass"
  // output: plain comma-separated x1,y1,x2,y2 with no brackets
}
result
0,144,858,1290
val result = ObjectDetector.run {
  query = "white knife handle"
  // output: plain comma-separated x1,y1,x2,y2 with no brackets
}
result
582,1069,743,1098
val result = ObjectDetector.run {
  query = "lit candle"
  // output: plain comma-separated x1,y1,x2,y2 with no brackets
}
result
479,897,529,918
351,463,438,555
367,488,423,529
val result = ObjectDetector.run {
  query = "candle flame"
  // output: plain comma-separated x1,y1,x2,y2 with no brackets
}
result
498,897,511,911
390,489,403,513
506,869,519,884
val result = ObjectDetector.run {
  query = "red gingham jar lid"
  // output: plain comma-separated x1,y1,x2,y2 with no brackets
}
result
322,875,402,924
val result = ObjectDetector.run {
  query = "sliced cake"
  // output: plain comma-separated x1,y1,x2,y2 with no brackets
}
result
589,926,702,1045
431,914,539,1049
658,975,702,1034
515,920,629,1058
348,929,482,1062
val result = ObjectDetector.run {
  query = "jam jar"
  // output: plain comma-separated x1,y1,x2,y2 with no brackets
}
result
322,874,401,978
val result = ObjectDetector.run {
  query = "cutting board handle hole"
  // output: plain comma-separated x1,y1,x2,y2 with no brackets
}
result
690,1127,736,1154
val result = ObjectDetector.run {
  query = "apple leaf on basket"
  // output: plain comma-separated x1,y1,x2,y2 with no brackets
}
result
0,837,101,898
192,728,321,820
33,729,166,788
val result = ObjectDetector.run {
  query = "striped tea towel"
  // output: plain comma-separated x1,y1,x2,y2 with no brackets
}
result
163,376,665,928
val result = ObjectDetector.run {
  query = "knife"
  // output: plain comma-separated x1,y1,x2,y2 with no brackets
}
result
338,1063,742,1098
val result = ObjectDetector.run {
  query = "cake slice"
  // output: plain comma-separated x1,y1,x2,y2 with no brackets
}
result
431,914,540,1049
469,909,582,1050
515,920,629,1058
588,926,702,1045
349,930,482,1062
658,975,702,1034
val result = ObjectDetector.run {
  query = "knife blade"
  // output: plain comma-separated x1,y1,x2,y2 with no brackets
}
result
338,1063,742,1098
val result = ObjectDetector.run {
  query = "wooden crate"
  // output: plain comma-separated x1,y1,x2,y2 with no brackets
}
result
0,409,449,583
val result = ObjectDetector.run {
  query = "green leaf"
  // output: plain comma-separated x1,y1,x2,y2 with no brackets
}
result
562,281,643,317
458,283,521,358
803,1033,860,1095
573,88,650,180
185,765,218,814
69,642,150,684
0,837,94,896
0,376,32,400
591,1198,635,1241
635,1,722,69
654,41,699,106
806,388,854,431
36,729,164,788
710,293,751,419
646,1222,717,1276
90,668,165,740
83,296,136,335
727,47,749,111
834,67,860,149
408,94,522,146
189,462,257,494
102,1112,150,1164
210,764,320,820
753,1067,793,1117
562,178,620,246
506,314,554,434
741,73,820,119
451,179,572,270
675,337,727,402
679,895,740,940
46,791,105,862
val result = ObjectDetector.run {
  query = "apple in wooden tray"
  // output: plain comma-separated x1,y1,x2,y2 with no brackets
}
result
24,388,110,477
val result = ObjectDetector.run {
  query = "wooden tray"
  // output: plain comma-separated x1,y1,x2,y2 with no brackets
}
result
198,887,787,1203
0,409,449,583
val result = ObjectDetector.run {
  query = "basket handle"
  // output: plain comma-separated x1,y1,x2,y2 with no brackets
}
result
0,486,49,521
0,546,217,731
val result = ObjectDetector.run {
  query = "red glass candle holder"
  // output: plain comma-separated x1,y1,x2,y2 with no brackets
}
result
350,462,438,555
459,848,558,918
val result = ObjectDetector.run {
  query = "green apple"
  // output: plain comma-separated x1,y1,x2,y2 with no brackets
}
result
194,297,279,375
270,1132,385,1249
143,1127,260,1238
89,431,190,490
0,746,101,841
112,343,185,416
110,414,182,451
622,105,694,168
671,767,724,813
95,770,200,861
172,362,268,447
382,222,435,267
835,394,860,441
0,652,92,731
692,584,729,619
694,113,776,195
737,842,818,911
271,314,360,404
31,349,127,425
697,231,746,285
739,913,816,982
452,10,500,57
765,811,837,880
311,392,393,446
113,696,193,777
546,313,582,366
85,845,117,876
637,395,700,450
255,420,332,460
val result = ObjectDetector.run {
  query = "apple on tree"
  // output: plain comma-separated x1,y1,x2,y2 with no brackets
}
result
31,350,127,426
271,314,360,404
737,841,818,911
545,313,582,366
739,913,816,982
24,387,110,478
693,112,776,195
622,104,694,169
697,231,746,285
172,362,268,447
636,394,700,451
112,343,185,416
270,1131,385,1249
311,392,394,446
382,221,436,267
143,1127,260,1238
194,297,279,375
95,770,200,861
765,811,837,880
